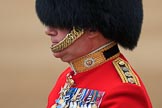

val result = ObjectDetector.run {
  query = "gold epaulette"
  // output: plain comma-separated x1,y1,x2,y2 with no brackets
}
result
113,57,140,86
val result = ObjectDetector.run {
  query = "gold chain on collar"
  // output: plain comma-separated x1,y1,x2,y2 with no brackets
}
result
50,27,84,53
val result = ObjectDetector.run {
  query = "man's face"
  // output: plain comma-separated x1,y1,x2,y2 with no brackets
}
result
45,27,93,62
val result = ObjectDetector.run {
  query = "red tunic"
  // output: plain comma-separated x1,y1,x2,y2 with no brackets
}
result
47,54,152,108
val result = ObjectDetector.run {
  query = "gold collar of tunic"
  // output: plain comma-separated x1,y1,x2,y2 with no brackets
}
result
69,41,120,73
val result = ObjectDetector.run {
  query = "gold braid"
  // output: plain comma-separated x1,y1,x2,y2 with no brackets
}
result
50,27,84,53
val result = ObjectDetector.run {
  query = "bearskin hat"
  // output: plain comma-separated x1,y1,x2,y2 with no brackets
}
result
35,0,143,50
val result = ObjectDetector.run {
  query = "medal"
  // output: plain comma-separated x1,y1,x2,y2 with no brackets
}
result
52,71,75,108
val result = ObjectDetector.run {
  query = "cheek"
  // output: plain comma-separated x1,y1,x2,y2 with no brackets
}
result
58,34,66,41
70,43,90,58
57,29,70,40
60,35,91,61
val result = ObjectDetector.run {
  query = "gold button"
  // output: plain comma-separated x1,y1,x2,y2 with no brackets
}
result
125,72,132,77
122,67,129,72
119,61,125,65
128,78,135,84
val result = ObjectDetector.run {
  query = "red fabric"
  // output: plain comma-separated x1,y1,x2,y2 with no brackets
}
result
47,54,152,108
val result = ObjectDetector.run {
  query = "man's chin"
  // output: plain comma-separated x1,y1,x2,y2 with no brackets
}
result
52,52,68,62
52,52,63,58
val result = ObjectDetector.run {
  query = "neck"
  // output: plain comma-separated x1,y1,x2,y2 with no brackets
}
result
69,41,120,74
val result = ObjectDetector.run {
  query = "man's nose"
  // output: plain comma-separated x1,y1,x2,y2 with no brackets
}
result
45,27,58,36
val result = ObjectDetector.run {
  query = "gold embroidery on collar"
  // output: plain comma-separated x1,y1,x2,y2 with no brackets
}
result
70,42,120,73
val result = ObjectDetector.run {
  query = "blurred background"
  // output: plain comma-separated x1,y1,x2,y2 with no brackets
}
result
0,0,161,108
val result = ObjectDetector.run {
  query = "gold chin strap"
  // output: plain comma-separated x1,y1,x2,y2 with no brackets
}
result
50,27,84,53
